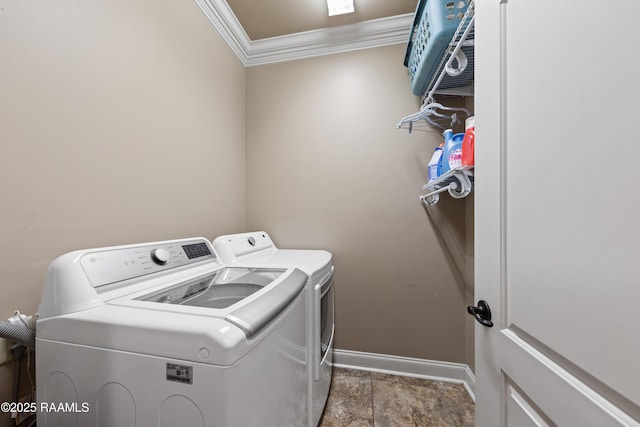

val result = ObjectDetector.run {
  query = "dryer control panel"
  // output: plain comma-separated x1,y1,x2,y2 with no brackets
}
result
81,239,215,288
212,231,275,263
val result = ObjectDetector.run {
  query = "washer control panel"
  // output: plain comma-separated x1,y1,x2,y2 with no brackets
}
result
81,239,215,288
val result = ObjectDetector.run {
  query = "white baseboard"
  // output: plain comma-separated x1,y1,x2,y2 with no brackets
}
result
333,349,475,402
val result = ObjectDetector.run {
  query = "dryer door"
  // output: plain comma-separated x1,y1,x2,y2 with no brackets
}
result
314,271,334,381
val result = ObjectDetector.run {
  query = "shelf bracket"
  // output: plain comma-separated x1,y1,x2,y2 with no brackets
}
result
420,167,474,206
420,182,456,205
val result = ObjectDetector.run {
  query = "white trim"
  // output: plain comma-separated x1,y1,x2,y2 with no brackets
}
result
333,349,476,402
245,14,413,67
192,0,413,66
464,364,476,402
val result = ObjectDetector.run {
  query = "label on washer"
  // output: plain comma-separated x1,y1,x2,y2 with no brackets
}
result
166,363,193,384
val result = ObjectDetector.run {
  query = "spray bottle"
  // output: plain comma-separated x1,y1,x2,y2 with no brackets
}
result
427,143,443,182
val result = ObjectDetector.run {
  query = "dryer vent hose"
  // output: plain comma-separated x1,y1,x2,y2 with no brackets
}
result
0,321,35,350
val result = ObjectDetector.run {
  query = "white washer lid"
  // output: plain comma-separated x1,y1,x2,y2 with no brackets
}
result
247,249,332,284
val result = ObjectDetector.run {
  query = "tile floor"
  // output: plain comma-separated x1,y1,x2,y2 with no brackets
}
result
318,368,475,427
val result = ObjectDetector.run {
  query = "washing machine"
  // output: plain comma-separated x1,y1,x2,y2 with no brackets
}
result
36,237,308,427
212,231,334,427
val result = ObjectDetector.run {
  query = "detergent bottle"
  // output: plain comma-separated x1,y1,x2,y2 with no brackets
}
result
437,129,453,176
427,143,443,182
438,129,465,175
461,116,475,167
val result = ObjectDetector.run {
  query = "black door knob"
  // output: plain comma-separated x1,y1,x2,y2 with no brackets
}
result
467,300,493,327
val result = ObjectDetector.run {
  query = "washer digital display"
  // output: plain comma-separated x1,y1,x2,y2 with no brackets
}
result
182,242,212,259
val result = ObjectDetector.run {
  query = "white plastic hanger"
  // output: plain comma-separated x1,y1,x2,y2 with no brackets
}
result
421,97,470,115
397,97,469,133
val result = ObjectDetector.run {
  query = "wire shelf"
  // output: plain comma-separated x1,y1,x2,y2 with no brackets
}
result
422,0,475,104
397,1,475,133
420,166,474,205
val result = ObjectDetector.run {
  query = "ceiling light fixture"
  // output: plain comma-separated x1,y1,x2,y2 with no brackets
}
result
327,0,354,16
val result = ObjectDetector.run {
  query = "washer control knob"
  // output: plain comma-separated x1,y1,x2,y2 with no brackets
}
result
248,237,256,246
150,248,171,265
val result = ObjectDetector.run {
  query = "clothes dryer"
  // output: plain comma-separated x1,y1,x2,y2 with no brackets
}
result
212,231,334,427
36,237,308,427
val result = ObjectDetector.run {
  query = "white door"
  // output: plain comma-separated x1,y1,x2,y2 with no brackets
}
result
474,0,640,425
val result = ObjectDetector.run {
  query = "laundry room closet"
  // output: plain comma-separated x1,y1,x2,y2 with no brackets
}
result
0,0,476,423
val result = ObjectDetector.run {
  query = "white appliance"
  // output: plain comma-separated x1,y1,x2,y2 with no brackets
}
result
36,237,308,427
212,231,334,427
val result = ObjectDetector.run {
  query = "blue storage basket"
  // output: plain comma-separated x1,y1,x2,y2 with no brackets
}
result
404,0,470,96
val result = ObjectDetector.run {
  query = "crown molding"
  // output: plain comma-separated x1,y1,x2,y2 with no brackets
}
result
193,0,412,67
246,14,413,66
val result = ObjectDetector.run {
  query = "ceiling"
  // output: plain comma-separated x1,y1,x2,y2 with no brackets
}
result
225,0,418,40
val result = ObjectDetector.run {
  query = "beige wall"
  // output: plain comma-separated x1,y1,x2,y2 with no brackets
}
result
246,45,473,364
0,0,245,416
